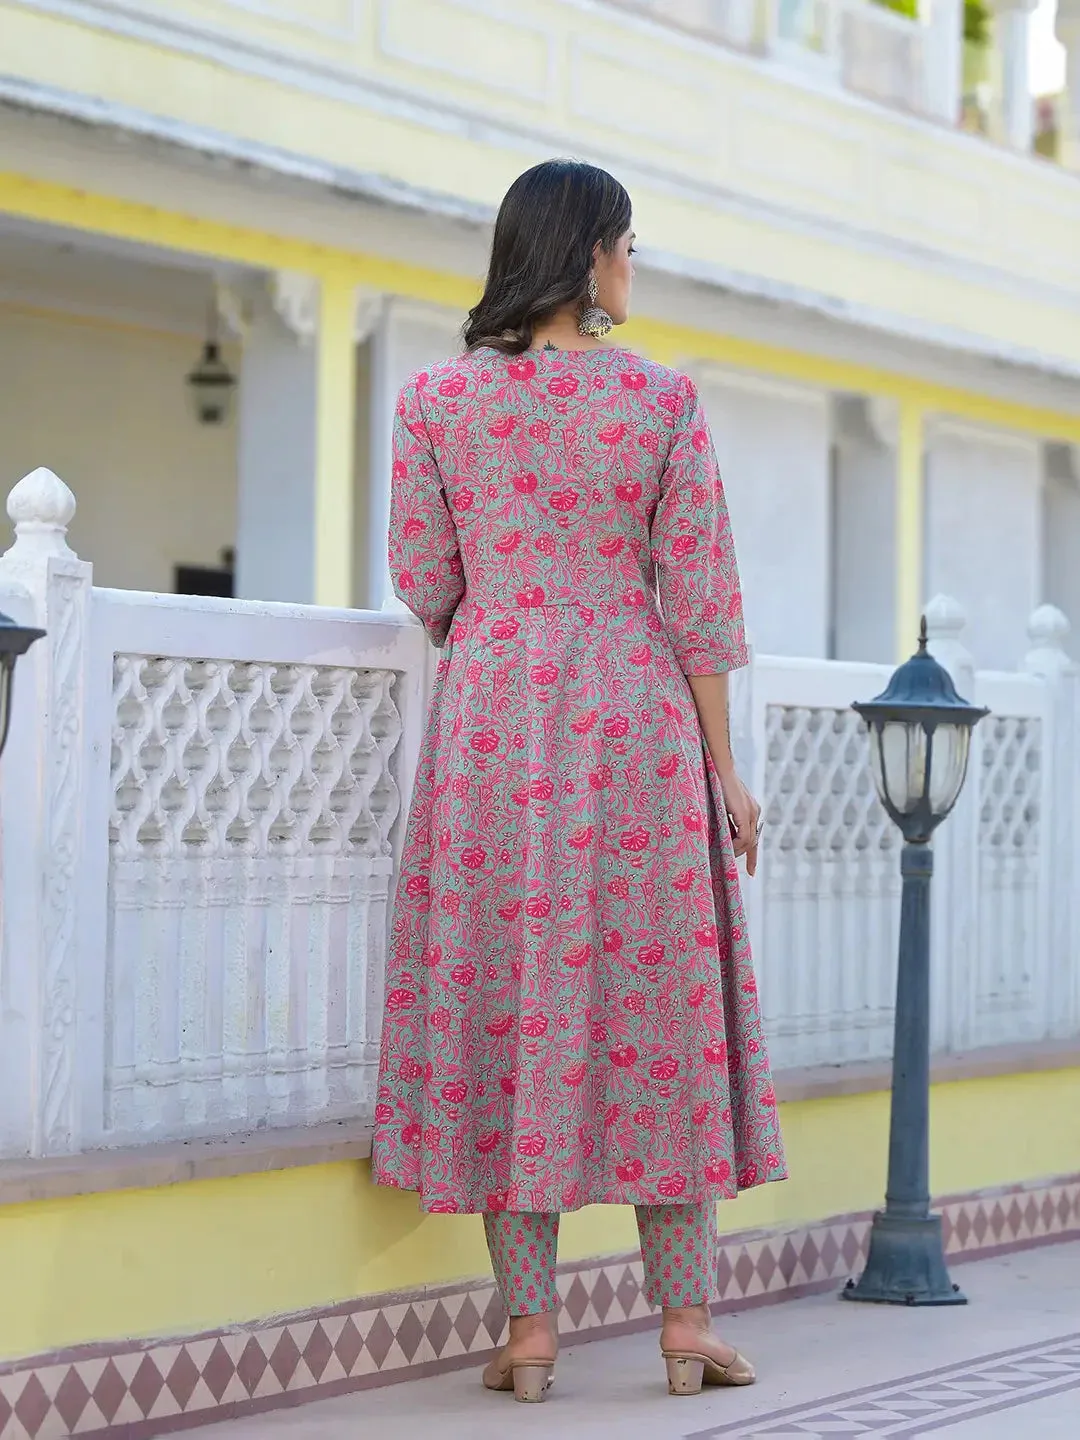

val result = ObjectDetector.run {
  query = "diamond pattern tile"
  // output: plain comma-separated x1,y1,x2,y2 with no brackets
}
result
480,1289,505,1344
165,1348,200,1410
128,1356,164,1418
268,1331,301,1390
395,1307,424,1364
615,1265,641,1317
53,1368,90,1432
13,1373,50,1437
426,1301,453,1359
0,1174,1074,1439
591,1268,615,1322
451,1295,481,1353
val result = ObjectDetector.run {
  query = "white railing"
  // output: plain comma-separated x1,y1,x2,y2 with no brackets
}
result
741,600,1080,1072
607,0,931,119
745,656,900,1069
604,0,760,52
0,471,428,1159
1,472,1077,1160
839,0,926,115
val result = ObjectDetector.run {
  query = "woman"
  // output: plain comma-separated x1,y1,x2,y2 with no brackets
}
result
372,160,786,1403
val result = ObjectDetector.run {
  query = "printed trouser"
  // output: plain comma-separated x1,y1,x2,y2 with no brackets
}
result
483,1203,718,1316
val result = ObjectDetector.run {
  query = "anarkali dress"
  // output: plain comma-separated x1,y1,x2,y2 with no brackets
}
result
371,345,786,1215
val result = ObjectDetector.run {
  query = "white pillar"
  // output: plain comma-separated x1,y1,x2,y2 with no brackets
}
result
992,0,1038,151
0,469,92,1157
924,595,980,1056
924,420,1042,670
1042,445,1080,659
831,396,897,663
235,275,319,603
235,274,375,606
367,300,462,613
1024,605,1080,1041
924,0,964,124
697,369,832,658
1058,0,1080,168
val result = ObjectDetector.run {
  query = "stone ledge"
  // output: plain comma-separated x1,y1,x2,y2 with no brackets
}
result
774,1039,1080,1103
2,1040,1076,1205
0,1119,373,1206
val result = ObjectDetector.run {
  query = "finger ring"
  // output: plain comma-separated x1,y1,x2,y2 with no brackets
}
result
755,818,765,838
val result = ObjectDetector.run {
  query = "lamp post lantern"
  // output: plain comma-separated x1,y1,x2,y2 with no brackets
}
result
0,611,44,759
843,617,988,1306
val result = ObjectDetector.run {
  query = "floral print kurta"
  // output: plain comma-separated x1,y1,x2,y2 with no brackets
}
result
372,346,786,1214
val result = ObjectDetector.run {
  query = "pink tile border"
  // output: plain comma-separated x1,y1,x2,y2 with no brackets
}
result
1,1173,1077,1439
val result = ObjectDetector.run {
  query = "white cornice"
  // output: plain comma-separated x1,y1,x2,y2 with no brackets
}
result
3,57,1080,382
926,416,1045,455
692,363,830,408
3,12,1079,327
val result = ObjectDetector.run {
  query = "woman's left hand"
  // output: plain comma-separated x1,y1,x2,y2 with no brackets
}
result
720,767,762,877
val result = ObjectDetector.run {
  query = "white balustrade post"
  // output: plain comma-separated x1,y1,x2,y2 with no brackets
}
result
924,595,979,1055
924,0,964,124
1023,605,1080,1040
0,470,92,1157
1058,0,1080,169
992,0,1038,150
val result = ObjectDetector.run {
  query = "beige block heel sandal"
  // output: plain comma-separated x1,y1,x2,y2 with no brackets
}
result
662,1349,756,1395
482,1359,555,1403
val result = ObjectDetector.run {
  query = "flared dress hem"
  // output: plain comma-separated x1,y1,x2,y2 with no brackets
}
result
372,1168,790,1216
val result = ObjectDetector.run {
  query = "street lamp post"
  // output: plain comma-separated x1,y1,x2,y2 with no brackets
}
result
843,617,988,1307
0,611,46,758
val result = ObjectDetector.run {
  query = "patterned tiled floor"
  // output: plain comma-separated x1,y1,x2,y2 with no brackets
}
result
2,1179,1077,1437
693,1333,1080,1437
200,1240,1080,1440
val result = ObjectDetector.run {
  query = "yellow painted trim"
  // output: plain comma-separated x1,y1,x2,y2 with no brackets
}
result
1,1067,1077,1360
619,317,1080,446
6,170,1080,609
314,274,359,608
3,170,1080,447
895,402,925,660
0,172,477,312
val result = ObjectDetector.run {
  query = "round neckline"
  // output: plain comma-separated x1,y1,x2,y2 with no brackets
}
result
523,344,626,359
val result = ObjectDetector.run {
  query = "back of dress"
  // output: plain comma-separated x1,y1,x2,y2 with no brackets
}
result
374,344,784,1216
389,346,745,675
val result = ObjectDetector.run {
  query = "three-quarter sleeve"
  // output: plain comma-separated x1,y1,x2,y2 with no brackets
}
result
388,374,465,648
651,378,748,675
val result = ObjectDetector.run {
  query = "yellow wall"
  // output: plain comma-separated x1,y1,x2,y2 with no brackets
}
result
4,1,1080,367
0,304,237,589
3,1067,1077,1362
4,172,1080,632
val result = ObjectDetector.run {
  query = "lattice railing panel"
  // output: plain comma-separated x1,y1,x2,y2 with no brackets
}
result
974,713,1044,1045
105,656,406,1141
758,704,900,1069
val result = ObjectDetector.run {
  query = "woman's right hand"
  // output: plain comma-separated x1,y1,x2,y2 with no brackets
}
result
719,767,762,877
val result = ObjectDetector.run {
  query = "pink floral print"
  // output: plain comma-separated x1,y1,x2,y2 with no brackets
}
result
485,1203,720,1317
372,346,786,1214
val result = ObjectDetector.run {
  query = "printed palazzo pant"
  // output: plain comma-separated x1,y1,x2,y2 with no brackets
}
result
485,1203,718,1315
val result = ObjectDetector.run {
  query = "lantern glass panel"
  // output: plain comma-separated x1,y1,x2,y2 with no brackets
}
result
0,655,14,756
928,722,970,818
874,719,927,814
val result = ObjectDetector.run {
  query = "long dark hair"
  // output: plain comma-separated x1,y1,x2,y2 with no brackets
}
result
463,160,632,355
